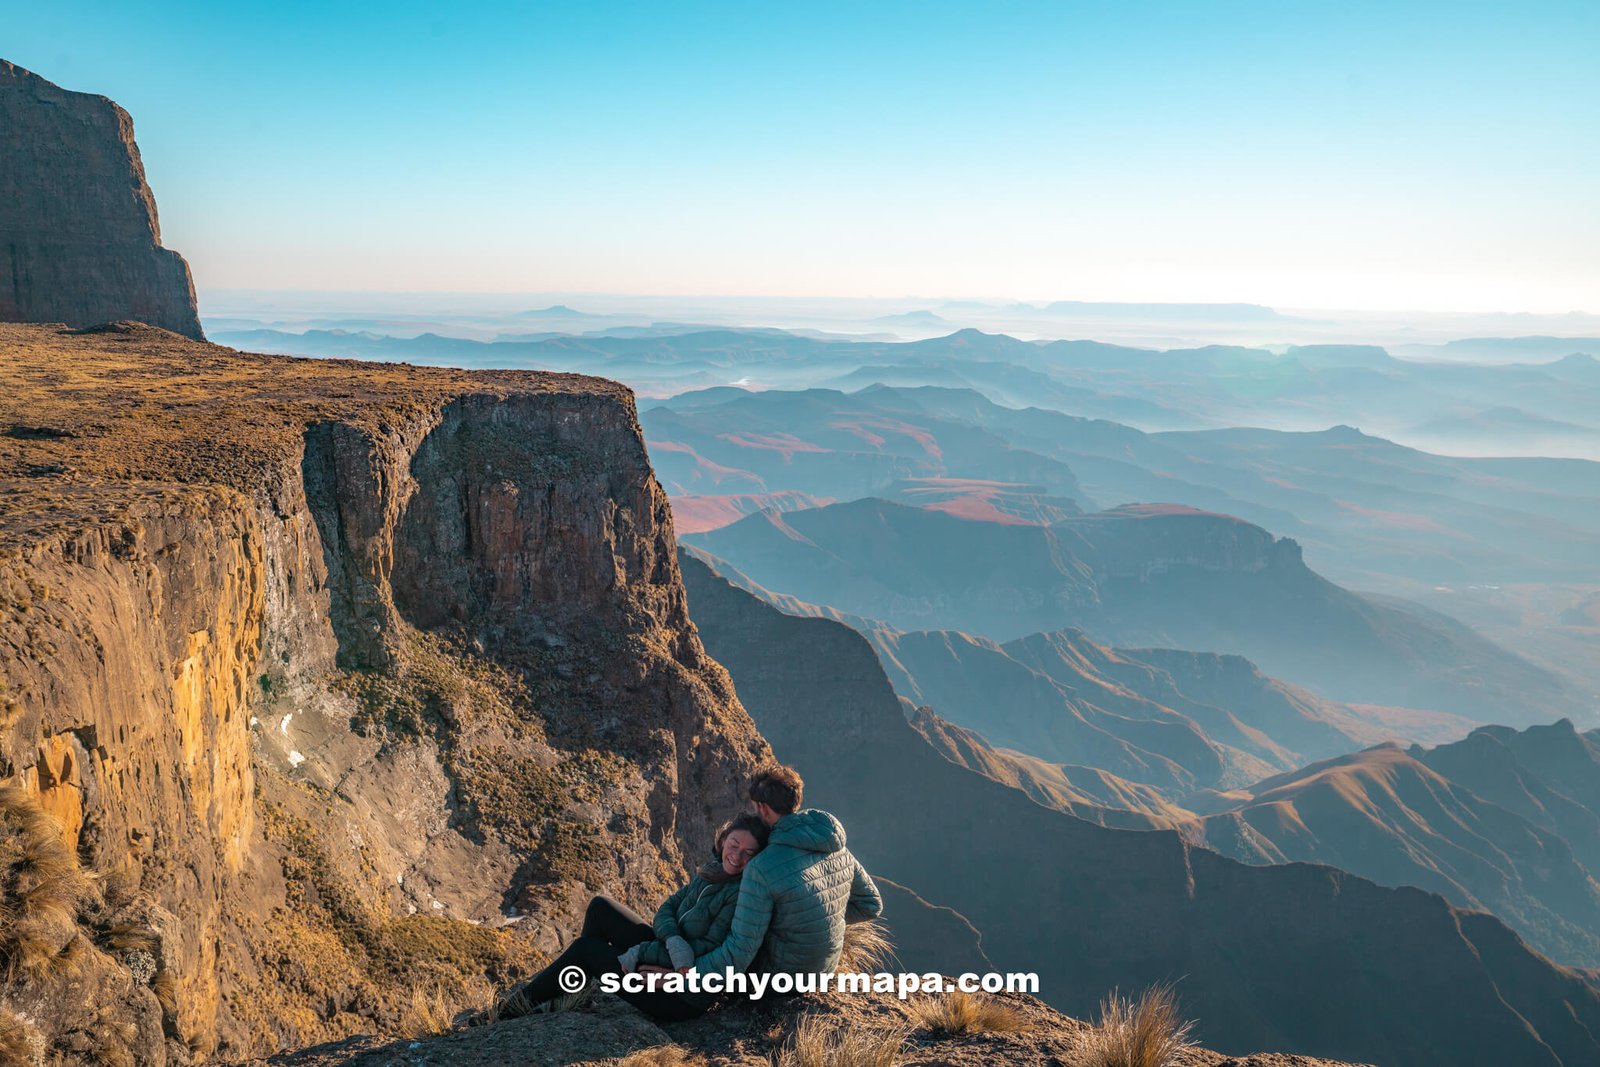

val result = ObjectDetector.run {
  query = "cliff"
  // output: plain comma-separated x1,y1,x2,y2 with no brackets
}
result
0,61,203,338
0,323,767,1062
679,550,1600,1067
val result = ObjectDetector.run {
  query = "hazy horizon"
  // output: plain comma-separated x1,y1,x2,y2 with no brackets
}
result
10,1,1598,315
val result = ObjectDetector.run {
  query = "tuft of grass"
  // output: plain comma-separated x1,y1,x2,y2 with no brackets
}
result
398,986,456,1038
0,784,92,985
772,1016,904,1067
0,1008,42,1066
150,970,179,1018
1079,984,1195,1067
614,1046,706,1066
836,919,896,974
907,989,1031,1036
96,922,157,956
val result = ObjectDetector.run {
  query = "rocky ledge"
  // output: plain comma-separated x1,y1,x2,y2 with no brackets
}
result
246,989,1374,1067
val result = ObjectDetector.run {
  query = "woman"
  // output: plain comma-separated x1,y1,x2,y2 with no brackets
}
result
487,813,768,1023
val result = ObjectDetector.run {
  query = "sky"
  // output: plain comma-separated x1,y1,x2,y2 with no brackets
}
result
7,1,1598,313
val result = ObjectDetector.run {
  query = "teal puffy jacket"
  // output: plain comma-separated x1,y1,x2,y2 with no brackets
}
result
692,809,882,976
633,861,741,969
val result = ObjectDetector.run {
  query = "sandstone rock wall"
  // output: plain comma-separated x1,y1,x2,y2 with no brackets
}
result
0,325,767,1060
0,61,203,338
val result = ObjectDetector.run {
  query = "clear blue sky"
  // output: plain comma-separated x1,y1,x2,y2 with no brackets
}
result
8,1,1597,311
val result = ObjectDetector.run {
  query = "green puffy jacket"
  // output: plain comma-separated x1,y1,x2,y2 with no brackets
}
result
692,809,882,977
633,860,741,969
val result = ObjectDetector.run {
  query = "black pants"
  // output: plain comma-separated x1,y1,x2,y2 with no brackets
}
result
501,895,706,1023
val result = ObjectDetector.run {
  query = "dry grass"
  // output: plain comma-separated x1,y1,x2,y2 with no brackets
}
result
95,922,156,956
836,919,896,974
907,989,1031,1036
614,1046,707,1066
480,980,592,1025
150,970,179,1018
0,1008,41,1067
772,1015,904,1067
399,986,456,1038
0,784,91,985
1079,984,1195,1067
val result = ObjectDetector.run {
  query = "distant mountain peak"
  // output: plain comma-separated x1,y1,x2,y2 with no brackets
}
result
518,303,586,317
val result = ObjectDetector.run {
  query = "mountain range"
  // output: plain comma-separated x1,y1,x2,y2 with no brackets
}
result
685,497,1584,724
679,550,1600,1067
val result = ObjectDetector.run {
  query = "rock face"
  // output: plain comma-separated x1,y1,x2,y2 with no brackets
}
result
0,61,203,338
679,551,1600,1067
0,323,766,1062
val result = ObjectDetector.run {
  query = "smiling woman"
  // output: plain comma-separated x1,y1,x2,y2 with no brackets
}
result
480,813,772,1023
3,1,1596,310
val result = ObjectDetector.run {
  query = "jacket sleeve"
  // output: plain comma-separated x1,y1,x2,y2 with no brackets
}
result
693,862,773,975
653,880,693,942
845,859,883,923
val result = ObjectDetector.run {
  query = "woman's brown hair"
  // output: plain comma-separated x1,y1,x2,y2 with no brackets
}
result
714,812,770,854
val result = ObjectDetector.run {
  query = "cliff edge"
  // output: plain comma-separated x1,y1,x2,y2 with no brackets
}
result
0,323,767,1062
0,61,203,339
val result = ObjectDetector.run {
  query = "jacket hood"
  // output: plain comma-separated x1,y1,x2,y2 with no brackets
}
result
770,808,847,853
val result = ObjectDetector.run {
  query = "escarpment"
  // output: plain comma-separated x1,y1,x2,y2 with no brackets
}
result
0,62,203,338
0,323,767,1061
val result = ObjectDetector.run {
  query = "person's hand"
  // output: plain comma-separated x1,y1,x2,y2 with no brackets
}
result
617,943,643,974
637,963,672,991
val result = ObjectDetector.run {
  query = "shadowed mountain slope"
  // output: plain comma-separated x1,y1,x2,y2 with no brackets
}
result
685,497,1582,724
1415,721,1600,881
906,705,1199,833
1194,743,1600,968
679,550,1600,1067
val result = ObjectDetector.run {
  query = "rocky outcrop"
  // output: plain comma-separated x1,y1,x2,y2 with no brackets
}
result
0,323,766,1062
680,550,1600,1067
0,61,202,338
246,988,1376,1067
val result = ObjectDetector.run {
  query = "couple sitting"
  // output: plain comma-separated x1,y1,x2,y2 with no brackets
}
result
493,762,881,1022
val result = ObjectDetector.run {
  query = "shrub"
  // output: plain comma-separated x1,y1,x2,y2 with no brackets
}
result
836,919,896,974
398,986,455,1038
614,1047,706,1066
907,988,1030,1036
772,1015,904,1067
1079,984,1195,1067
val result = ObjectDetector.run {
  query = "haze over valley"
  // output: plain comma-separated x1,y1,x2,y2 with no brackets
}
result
4,2,1599,1063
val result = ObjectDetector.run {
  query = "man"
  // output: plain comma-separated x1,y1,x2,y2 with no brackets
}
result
692,762,882,978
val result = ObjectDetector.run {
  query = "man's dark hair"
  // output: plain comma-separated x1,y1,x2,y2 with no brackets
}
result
715,813,771,854
748,763,804,816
